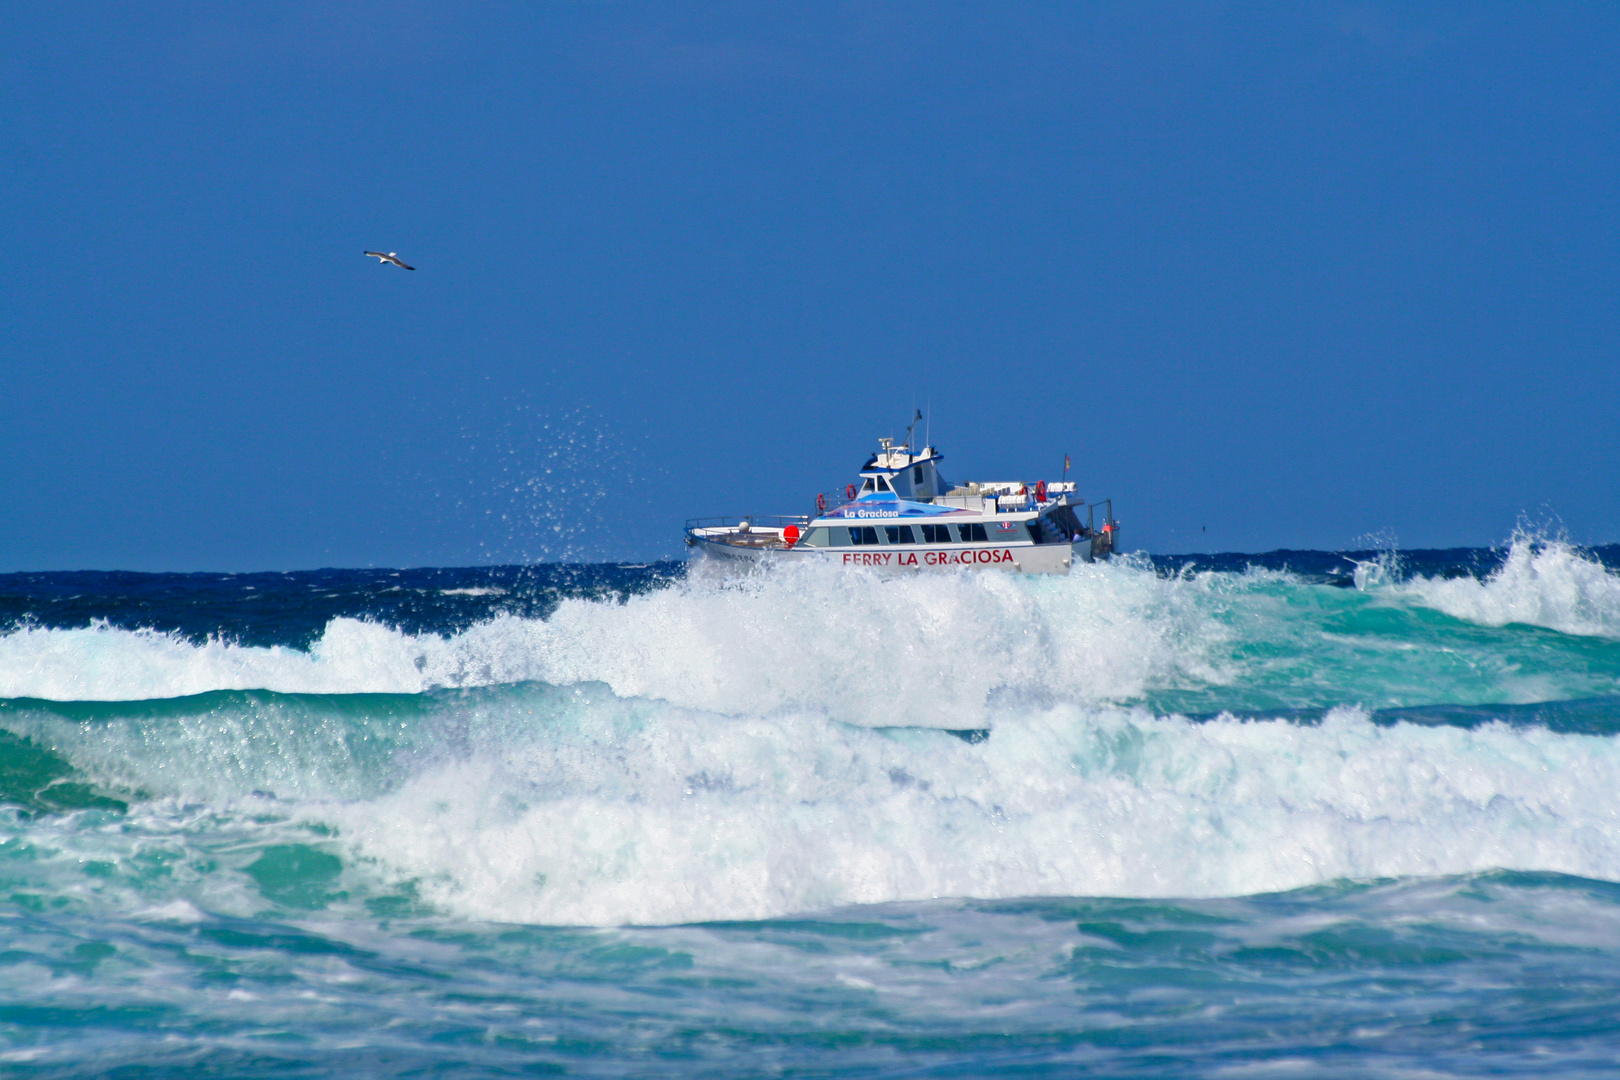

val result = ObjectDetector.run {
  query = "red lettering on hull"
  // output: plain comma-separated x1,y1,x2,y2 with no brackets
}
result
844,549,1016,567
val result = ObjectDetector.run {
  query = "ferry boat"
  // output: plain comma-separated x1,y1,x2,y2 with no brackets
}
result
685,424,1117,574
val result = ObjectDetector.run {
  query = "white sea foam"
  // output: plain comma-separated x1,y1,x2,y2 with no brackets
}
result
0,618,435,700
0,561,1233,721
311,700,1620,925
131,900,209,924
5,548,1619,717
10,664,1620,925
1383,536,1620,639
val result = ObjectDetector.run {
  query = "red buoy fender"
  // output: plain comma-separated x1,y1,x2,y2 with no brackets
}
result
783,524,801,546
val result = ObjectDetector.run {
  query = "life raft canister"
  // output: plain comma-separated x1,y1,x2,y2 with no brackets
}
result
783,524,801,546
1035,480,1047,503
816,493,827,513
846,484,857,500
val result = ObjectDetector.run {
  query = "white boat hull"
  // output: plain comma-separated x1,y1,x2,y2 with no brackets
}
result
686,531,1096,574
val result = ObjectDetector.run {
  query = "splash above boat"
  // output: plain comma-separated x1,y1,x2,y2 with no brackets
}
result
685,424,1117,574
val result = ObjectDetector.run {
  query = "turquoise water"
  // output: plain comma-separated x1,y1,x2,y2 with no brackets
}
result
4,539,1620,1075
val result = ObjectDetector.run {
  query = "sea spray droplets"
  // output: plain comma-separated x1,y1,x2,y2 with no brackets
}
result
452,401,663,564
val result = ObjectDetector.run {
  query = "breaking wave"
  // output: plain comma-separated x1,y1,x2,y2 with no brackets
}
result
7,685,1620,925
0,560,1229,722
5,547,1620,719
326,702,1620,924
3,547,1620,925
1388,536,1620,639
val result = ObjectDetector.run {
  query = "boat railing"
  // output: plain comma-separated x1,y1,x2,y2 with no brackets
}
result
809,487,859,517
933,493,992,512
1085,499,1117,555
685,515,812,534
687,495,1112,532
685,514,813,552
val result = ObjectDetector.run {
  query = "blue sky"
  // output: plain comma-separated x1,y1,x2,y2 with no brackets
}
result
2,3,1616,569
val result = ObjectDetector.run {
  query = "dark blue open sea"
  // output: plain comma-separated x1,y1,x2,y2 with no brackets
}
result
4,539,1620,1077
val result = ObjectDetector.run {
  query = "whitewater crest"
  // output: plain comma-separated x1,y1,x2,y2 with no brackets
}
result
1386,535,1620,639
0,560,1231,720
2,550,1620,926
0,617,435,701
4,545,1620,718
317,700,1620,924
12,683,1620,927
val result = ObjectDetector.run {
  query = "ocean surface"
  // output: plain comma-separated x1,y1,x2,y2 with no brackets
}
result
4,539,1620,1077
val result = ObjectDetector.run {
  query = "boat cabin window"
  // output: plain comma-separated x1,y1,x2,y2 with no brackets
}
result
859,478,876,495
920,524,952,544
913,465,924,484
801,527,831,547
847,526,879,545
959,523,989,543
885,525,916,544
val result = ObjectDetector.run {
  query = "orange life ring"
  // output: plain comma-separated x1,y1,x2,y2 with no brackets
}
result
846,484,857,500
816,493,827,513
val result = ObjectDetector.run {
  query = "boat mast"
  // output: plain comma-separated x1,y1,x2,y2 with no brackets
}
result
903,408,922,453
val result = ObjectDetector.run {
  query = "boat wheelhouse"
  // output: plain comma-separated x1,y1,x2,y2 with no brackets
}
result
685,428,1117,574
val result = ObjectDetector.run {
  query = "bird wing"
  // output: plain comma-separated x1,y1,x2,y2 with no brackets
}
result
395,258,415,270
364,251,386,260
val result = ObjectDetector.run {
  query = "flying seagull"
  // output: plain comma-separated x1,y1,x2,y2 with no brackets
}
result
364,251,415,270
